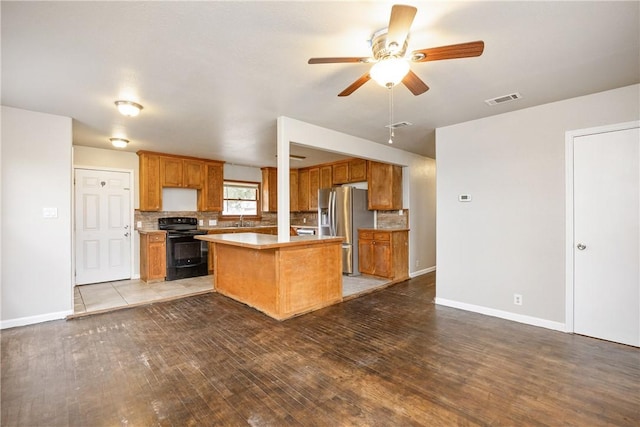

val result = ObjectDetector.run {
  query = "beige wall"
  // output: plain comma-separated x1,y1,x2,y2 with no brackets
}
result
2,107,73,327
435,84,640,329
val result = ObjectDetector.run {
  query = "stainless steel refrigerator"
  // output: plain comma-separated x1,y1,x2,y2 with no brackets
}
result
318,187,374,275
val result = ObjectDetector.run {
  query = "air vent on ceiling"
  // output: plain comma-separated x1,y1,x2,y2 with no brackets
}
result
484,92,522,106
385,121,412,129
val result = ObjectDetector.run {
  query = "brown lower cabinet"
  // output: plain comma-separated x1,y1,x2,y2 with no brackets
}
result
358,229,409,281
140,231,166,282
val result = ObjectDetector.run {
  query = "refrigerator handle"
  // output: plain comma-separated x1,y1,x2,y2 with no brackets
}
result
329,190,336,236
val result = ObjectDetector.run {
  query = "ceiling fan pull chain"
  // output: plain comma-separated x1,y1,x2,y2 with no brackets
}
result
388,85,394,144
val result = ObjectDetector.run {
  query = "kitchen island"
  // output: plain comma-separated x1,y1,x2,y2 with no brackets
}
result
196,233,343,320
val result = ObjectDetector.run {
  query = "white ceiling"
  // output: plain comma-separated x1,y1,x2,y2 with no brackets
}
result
2,1,638,167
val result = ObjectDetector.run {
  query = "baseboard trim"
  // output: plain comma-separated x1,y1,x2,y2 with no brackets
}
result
1,310,73,330
410,266,436,278
434,298,567,332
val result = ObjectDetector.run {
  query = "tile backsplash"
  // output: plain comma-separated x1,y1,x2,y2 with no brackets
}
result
376,209,409,229
134,209,407,230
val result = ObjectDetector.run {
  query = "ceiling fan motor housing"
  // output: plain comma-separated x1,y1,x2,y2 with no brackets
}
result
371,30,409,60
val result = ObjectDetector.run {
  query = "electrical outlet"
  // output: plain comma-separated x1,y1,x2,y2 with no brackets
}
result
514,294,523,306
415,259,420,267
136,221,142,229
209,219,217,226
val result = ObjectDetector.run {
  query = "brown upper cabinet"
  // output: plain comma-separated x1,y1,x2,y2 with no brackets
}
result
349,159,367,182
259,158,401,213
200,161,224,212
139,152,162,211
332,161,349,184
290,169,299,212
332,158,367,184
138,151,224,212
367,160,402,210
320,165,332,190
261,167,301,212
160,156,204,189
261,167,278,212
297,168,310,212
308,167,320,211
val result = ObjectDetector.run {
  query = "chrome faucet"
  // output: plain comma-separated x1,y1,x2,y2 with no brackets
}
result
239,215,244,227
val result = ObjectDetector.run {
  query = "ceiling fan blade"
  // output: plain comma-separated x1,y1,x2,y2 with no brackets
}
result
338,73,371,97
386,4,417,51
308,57,371,64
411,40,485,62
402,70,429,96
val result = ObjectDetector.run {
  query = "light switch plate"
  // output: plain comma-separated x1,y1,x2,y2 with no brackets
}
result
209,219,217,226
43,207,58,218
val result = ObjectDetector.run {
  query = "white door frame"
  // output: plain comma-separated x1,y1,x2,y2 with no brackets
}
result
72,165,135,287
564,120,640,332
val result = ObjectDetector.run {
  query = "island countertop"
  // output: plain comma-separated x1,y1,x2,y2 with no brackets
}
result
195,232,343,250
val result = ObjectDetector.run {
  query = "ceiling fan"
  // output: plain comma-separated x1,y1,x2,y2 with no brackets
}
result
308,4,485,97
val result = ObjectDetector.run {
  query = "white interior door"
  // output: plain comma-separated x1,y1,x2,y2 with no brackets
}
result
75,169,131,285
573,127,639,347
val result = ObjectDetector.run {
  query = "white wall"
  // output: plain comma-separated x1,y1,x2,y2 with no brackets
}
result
1,106,73,328
278,117,437,276
74,146,139,206
435,84,640,330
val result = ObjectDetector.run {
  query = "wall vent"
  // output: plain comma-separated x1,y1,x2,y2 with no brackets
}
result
385,121,412,129
484,92,522,106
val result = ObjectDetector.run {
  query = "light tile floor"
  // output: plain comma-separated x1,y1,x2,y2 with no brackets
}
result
73,275,214,316
73,274,391,316
342,275,390,298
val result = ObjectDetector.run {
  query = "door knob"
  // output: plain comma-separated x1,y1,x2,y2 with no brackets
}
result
577,243,587,250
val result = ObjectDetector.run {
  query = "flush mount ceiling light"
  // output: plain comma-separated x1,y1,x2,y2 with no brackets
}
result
114,100,143,117
109,137,129,148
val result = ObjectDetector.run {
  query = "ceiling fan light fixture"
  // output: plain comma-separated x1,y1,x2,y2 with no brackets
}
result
114,100,143,117
109,137,129,148
370,57,410,88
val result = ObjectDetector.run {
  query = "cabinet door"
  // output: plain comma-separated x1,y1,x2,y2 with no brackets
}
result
290,169,299,212
308,167,320,211
349,159,367,182
332,162,349,184
183,159,204,189
148,240,167,279
368,161,402,210
372,240,392,278
358,239,375,275
141,233,166,281
201,161,224,211
298,169,310,212
139,153,162,211
160,156,183,187
261,167,278,212
320,165,333,189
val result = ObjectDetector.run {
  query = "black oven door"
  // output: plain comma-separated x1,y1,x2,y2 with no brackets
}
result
166,234,208,280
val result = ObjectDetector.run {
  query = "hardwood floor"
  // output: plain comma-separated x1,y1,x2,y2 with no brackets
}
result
2,272,638,426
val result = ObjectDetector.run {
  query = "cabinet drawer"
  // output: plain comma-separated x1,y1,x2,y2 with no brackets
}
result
373,232,390,241
359,231,374,240
148,233,166,242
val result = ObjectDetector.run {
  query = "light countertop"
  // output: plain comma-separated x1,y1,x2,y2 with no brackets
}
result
196,233,343,250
